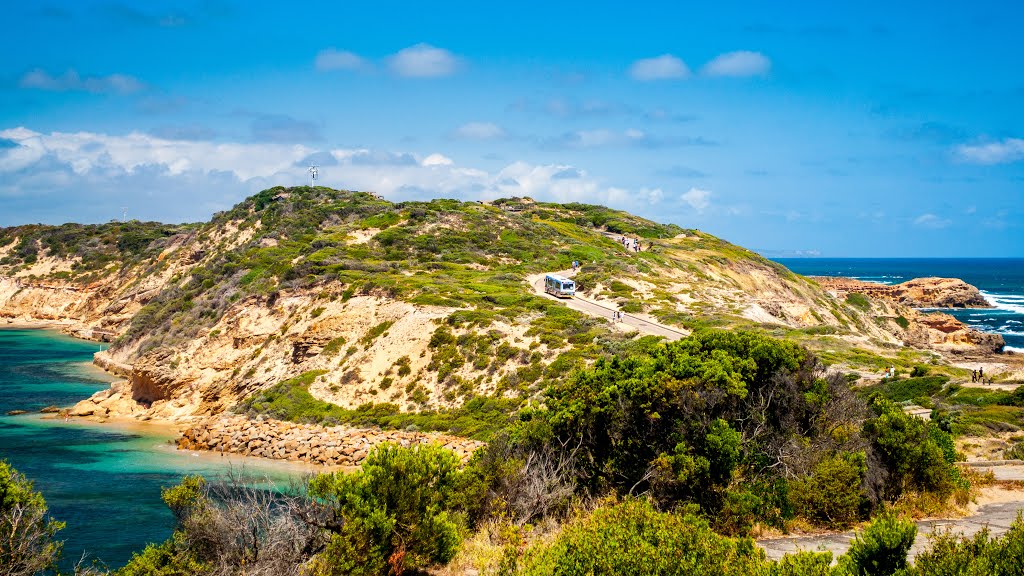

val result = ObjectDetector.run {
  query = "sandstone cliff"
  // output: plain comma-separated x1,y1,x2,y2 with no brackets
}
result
813,276,991,308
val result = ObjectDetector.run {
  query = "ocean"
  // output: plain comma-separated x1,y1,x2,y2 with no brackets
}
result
0,328,309,570
774,258,1024,353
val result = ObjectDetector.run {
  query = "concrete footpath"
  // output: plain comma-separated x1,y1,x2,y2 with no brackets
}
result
759,489,1024,562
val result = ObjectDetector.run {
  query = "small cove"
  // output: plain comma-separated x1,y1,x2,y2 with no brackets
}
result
0,328,318,570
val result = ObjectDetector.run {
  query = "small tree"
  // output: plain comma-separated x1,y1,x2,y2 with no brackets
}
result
0,459,65,576
840,512,916,576
308,443,465,575
789,452,868,528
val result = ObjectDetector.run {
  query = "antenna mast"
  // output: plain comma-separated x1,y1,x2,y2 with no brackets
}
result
308,165,319,188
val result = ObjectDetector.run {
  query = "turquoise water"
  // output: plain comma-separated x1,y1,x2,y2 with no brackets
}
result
775,258,1024,353
0,328,310,570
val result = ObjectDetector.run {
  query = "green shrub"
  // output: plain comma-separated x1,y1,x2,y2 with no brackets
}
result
0,460,66,575
308,444,465,575
909,515,1024,575
117,532,209,575
840,512,916,576
534,329,861,522
860,376,948,404
322,336,346,356
768,551,837,576
862,397,962,502
359,320,394,346
910,366,928,378
895,316,910,329
846,292,872,311
513,499,767,576
789,452,868,528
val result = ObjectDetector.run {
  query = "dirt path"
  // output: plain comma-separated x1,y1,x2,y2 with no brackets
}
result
758,490,1024,562
528,270,686,342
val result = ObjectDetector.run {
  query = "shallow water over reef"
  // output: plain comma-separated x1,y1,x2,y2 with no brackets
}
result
0,328,312,569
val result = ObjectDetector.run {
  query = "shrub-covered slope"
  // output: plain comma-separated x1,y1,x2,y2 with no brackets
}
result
0,187,961,422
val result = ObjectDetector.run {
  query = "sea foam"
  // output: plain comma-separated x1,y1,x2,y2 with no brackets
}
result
981,291,1024,315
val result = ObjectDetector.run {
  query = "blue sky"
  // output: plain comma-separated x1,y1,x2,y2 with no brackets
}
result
1,1,1021,256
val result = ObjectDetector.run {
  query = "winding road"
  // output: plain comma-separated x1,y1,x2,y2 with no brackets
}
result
528,270,686,342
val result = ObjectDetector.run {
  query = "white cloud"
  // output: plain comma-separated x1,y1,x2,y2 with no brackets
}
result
954,138,1024,164
314,49,365,71
453,122,505,140
914,213,952,229
701,51,771,77
0,126,665,225
19,69,144,94
606,187,663,206
553,128,650,149
681,187,712,213
388,44,460,77
421,153,453,167
629,55,690,81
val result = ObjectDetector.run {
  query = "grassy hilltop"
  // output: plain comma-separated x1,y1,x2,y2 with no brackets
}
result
0,186,920,429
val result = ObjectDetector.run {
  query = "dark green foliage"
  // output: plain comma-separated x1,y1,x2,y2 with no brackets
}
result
910,366,928,378
0,459,65,575
839,512,916,576
895,316,910,329
862,398,962,503
528,329,866,527
308,443,465,575
789,452,868,528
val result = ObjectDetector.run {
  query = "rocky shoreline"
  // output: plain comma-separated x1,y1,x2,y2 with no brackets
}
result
177,415,485,467
813,276,991,308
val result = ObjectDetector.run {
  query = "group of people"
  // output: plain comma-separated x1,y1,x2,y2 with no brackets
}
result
571,260,580,271
972,367,986,384
884,365,896,379
618,236,642,253
612,310,625,322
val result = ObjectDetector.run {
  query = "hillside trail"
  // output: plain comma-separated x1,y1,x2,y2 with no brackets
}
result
527,269,686,342
757,486,1024,562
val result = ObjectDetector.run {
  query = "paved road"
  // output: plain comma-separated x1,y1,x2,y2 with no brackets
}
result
529,270,686,342
758,498,1024,562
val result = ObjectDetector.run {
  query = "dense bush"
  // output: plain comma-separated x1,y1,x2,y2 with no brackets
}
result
307,443,467,575
512,499,768,576
527,330,868,528
788,452,868,528
839,512,916,576
862,397,963,503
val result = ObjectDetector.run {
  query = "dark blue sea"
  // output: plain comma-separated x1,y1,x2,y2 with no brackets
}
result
774,258,1024,353
0,328,308,570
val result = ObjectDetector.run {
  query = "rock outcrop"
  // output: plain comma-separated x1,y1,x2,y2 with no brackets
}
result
177,415,485,467
814,277,991,308
910,312,1005,354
